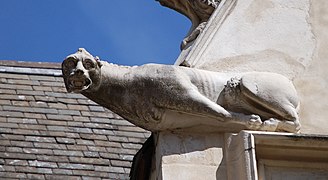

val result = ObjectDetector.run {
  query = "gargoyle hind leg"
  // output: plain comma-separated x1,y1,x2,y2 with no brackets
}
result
185,89,262,130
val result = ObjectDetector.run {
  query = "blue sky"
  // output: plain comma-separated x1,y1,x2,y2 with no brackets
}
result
0,0,190,65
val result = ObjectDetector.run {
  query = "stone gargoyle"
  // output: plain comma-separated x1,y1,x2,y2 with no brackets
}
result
62,48,301,133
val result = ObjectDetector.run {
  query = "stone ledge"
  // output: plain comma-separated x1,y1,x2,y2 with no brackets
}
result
151,131,328,180
226,131,328,180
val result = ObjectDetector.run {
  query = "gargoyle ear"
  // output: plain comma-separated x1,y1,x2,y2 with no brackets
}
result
95,56,103,68
61,59,72,93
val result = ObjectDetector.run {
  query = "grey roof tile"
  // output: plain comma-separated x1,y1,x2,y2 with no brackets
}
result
0,61,149,179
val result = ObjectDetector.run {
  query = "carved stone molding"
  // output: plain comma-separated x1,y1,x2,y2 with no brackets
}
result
226,131,328,180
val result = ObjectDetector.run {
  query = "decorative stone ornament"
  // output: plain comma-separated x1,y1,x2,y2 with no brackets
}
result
62,48,301,133
157,0,221,49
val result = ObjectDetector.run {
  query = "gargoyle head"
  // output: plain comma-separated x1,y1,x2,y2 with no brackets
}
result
62,48,103,93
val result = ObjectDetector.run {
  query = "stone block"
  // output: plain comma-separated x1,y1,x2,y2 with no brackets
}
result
76,139,95,146
99,152,120,160
10,141,34,148
94,140,121,147
19,124,47,130
92,129,114,136
58,163,95,170
46,114,73,121
53,150,84,157
67,145,88,151
23,148,53,155
0,152,36,160
83,151,99,158
6,147,23,153
28,160,58,168
0,111,24,118
27,173,45,180
58,109,81,116
56,137,76,144
12,129,41,136
72,170,108,178
52,168,73,175
87,146,107,153
0,84,32,90
34,142,67,150
81,134,108,141
12,100,29,106
72,127,93,134
110,160,131,168
32,85,52,91
45,174,82,180
37,155,69,163
5,159,28,166
0,172,27,179
152,132,226,180
69,157,110,165
8,117,38,124
17,90,45,96
48,102,68,109
94,165,125,173
0,100,11,105
8,79,40,86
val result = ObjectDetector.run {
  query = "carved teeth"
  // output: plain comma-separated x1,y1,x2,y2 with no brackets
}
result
74,81,84,87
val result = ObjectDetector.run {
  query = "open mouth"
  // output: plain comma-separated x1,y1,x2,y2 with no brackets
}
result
68,76,91,92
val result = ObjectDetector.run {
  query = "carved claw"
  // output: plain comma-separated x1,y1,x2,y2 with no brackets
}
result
259,118,279,131
181,22,208,50
246,114,262,130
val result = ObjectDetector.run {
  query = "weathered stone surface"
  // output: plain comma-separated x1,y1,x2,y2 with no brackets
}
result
151,132,227,180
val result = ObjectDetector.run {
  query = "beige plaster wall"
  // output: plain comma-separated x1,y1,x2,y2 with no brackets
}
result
294,0,328,133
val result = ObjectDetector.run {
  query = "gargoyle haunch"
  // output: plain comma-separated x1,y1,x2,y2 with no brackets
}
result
62,48,301,133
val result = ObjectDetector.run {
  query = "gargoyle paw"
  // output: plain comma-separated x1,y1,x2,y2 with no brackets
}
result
259,118,279,131
247,114,262,130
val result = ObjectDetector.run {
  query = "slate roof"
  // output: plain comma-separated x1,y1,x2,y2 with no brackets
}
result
0,60,150,180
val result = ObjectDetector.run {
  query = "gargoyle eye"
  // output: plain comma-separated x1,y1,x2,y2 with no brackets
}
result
83,59,94,70
65,58,76,69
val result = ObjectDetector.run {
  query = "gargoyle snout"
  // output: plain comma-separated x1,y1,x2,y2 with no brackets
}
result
73,61,85,76
74,69,84,76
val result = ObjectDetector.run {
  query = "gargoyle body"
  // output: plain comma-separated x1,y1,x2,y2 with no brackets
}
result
62,48,301,133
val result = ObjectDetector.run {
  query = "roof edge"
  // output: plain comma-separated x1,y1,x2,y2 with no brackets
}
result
0,60,62,76
0,60,61,69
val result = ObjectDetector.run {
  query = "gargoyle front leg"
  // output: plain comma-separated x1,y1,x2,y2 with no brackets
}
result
228,113,262,130
259,118,301,133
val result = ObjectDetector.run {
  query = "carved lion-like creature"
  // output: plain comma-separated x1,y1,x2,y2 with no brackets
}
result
62,48,301,133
